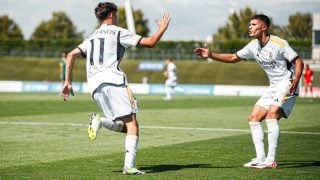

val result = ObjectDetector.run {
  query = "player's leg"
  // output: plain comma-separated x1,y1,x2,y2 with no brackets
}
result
164,81,172,100
88,85,128,141
122,114,144,175
244,105,268,167
304,81,308,96
164,79,176,100
93,85,126,132
164,86,171,100
309,83,313,97
122,87,144,175
253,105,281,169
255,82,297,169
264,105,282,163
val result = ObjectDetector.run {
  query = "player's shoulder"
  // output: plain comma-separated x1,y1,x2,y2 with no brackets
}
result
169,62,176,67
84,24,121,40
269,35,287,48
246,39,259,48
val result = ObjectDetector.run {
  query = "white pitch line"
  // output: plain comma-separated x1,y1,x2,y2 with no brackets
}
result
0,121,84,127
0,121,320,135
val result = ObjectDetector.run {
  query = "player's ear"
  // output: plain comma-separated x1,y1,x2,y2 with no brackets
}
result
262,24,268,31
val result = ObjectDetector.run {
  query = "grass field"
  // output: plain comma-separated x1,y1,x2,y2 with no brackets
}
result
0,93,319,179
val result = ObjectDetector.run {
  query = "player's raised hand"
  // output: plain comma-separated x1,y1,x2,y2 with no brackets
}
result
194,43,210,58
155,12,171,31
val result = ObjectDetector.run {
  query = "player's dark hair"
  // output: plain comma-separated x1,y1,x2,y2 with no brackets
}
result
95,2,118,21
61,50,68,54
250,14,270,28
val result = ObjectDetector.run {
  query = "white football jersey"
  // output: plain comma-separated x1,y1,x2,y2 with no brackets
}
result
78,24,141,94
236,35,298,84
167,62,177,80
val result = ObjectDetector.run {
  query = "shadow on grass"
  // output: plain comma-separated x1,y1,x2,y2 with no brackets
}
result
279,161,320,168
113,164,238,173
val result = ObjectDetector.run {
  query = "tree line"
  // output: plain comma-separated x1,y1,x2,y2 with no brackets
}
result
0,6,312,58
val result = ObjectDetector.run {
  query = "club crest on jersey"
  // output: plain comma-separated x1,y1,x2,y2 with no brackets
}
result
268,51,273,59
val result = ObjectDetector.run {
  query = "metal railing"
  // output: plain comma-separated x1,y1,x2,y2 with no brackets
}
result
0,48,313,61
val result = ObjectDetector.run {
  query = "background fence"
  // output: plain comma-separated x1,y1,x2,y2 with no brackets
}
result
0,47,312,61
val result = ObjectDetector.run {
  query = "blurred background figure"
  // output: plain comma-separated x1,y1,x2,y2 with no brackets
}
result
303,64,314,97
142,76,148,84
59,50,67,86
163,58,178,100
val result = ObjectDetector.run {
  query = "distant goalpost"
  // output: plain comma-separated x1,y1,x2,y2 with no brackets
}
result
124,0,136,34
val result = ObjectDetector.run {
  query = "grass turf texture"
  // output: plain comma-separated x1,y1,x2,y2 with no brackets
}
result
0,93,319,179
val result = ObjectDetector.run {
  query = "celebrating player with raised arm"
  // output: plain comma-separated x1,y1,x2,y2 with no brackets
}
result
195,14,304,169
61,2,170,175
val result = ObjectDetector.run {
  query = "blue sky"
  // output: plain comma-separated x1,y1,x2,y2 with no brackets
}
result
1,0,319,41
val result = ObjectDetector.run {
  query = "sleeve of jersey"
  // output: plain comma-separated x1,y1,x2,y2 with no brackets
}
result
77,41,87,58
236,43,254,60
283,41,298,62
119,29,142,48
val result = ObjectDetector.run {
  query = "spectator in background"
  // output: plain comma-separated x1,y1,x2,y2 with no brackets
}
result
163,58,178,100
303,64,313,97
142,76,148,84
59,50,67,86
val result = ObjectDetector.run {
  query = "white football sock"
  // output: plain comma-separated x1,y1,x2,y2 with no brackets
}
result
249,121,266,159
101,117,124,132
266,119,279,162
124,135,138,169
165,86,171,99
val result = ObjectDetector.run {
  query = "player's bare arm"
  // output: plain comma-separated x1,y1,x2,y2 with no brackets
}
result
290,56,304,94
139,12,170,48
61,48,81,101
194,46,241,63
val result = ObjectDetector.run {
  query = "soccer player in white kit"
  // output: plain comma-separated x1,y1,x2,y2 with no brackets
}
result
194,14,304,169
163,58,178,100
61,2,170,175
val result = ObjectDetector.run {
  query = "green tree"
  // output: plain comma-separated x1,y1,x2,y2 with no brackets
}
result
31,11,82,40
285,12,312,39
0,15,23,40
213,7,257,41
117,7,149,36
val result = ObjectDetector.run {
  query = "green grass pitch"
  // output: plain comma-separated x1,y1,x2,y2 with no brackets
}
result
0,93,319,179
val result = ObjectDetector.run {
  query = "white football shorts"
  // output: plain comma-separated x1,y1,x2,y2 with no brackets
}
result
256,80,298,118
165,77,178,87
93,84,138,121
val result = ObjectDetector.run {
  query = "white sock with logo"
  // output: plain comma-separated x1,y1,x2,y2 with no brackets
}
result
124,135,139,169
101,117,124,132
266,119,279,162
249,121,265,160
165,86,172,99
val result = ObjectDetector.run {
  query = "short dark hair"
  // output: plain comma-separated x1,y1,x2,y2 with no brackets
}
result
250,14,270,28
95,2,118,21
61,50,68,55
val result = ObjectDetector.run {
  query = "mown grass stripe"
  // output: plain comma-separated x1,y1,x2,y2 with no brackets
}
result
1,121,319,135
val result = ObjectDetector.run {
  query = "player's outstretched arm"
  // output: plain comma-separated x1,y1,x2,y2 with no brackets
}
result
61,48,81,101
290,56,304,94
139,12,171,48
194,45,241,63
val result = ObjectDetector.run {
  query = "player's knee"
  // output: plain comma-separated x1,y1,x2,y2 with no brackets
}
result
266,111,280,119
125,119,139,134
248,114,258,122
